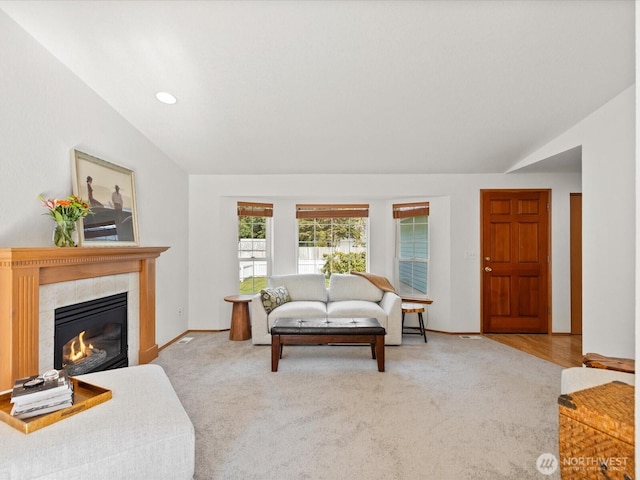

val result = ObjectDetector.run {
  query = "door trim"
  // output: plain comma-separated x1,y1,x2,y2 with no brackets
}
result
570,193,582,335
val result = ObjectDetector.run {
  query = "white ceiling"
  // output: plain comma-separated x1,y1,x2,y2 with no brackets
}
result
0,0,634,175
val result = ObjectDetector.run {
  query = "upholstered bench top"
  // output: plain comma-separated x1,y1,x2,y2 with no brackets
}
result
271,317,386,336
0,364,194,479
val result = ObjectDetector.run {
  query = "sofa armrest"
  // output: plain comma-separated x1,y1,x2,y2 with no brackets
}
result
380,291,402,345
250,293,271,345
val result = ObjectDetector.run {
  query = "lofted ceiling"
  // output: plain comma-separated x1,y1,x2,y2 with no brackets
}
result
0,0,634,175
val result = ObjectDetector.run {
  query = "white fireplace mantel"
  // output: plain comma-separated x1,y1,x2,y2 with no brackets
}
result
0,246,168,391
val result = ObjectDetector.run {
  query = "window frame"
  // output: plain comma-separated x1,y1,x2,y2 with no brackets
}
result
237,202,273,294
394,202,430,299
296,204,369,277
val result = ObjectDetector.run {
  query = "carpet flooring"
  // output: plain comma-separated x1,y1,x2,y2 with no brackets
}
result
153,331,563,479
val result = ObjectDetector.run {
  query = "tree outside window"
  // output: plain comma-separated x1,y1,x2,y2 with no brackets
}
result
297,205,368,278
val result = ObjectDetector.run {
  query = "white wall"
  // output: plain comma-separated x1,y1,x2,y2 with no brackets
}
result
519,86,635,358
634,4,638,468
0,11,190,348
189,173,580,334
189,92,634,347
2,5,632,360
583,88,635,358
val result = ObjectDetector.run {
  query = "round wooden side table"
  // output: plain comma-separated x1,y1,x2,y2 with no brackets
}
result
401,302,428,343
224,294,254,341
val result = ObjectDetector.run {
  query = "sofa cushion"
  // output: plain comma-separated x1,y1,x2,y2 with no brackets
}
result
260,286,291,314
267,301,328,328
327,300,387,325
269,274,328,302
328,274,384,302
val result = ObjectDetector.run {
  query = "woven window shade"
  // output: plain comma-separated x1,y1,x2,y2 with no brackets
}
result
392,202,430,218
237,201,273,217
296,204,369,219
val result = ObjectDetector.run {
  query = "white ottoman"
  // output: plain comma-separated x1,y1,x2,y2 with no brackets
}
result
0,364,195,479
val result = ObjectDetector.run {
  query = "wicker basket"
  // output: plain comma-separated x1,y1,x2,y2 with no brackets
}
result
558,381,634,479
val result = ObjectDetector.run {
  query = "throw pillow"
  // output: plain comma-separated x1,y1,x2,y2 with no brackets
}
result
260,286,291,314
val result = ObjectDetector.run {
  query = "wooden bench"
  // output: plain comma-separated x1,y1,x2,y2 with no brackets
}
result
270,317,386,372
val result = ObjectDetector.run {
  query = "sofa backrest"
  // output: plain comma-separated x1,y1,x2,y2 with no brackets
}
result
328,274,384,302
268,274,328,302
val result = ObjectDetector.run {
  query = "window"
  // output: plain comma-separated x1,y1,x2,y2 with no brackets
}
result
394,202,429,298
238,202,272,294
296,204,368,277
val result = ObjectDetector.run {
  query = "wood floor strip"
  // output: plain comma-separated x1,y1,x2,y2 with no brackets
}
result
484,334,583,369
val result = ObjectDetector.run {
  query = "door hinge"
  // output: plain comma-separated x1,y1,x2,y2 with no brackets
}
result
547,203,550,212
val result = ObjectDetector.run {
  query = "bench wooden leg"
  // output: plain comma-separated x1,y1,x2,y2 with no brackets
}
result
375,335,385,372
271,335,281,372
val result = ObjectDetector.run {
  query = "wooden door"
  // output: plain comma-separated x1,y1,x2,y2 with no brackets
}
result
481,190,550,333
570,193,582,334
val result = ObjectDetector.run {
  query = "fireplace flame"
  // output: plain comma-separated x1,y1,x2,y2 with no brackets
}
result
68,331,94,362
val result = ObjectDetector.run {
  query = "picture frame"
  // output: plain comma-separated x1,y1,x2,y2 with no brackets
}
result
71,150,139,246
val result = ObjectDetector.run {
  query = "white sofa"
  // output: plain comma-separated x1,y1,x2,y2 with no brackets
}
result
251,273,402,345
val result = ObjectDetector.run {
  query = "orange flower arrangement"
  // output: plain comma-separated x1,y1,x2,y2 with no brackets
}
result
39,195,93,247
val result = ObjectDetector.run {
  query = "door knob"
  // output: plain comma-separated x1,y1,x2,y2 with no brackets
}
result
484,266,492,272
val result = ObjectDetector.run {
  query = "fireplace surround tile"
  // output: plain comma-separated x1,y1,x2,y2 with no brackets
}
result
55,280,77,307
94,275,116,297
76,277,94,299
39,282,56,312
38,273,140,373
38,309,54,373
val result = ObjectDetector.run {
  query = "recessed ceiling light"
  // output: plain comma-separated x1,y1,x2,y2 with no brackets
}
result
155,92,177,105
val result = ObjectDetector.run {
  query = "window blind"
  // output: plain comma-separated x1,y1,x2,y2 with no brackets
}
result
296,204,369,219
237,201,273,217
392,202,429,219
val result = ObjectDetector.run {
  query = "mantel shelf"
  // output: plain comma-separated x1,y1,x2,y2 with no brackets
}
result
0,246,167,267
0,246,169,391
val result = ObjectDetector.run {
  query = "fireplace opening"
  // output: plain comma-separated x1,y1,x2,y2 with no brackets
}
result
54,292,128,376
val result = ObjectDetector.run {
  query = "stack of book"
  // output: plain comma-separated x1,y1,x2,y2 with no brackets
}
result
10,371,73,419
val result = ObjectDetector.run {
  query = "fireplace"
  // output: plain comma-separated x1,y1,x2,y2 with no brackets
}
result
0,246,167,391
54,293,128,375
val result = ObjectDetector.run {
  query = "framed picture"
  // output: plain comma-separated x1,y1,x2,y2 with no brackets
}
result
72,150,139,246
